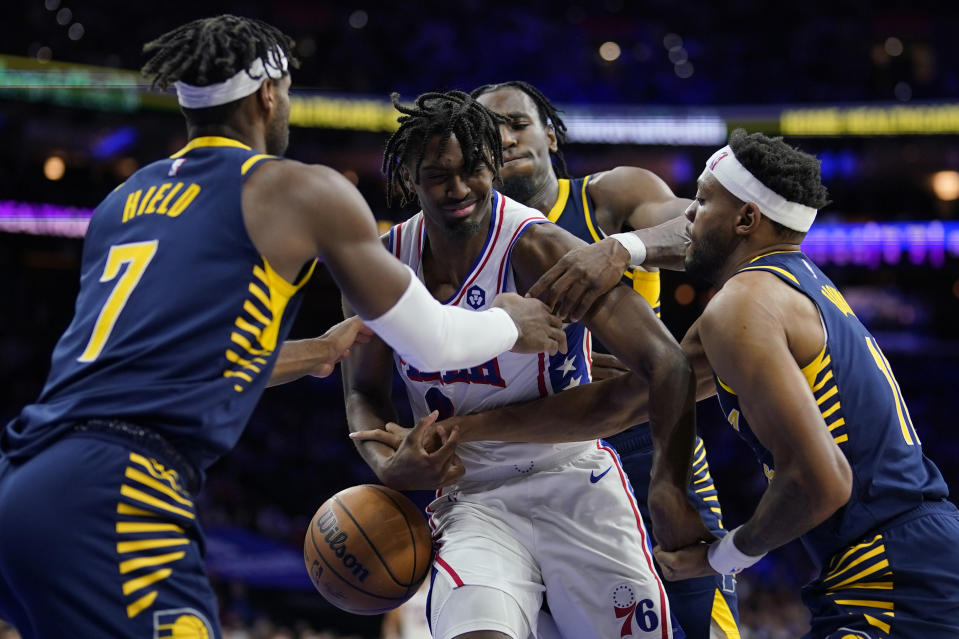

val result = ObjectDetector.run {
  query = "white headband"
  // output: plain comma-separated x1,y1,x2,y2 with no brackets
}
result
706,145,817,232
174,48,288,109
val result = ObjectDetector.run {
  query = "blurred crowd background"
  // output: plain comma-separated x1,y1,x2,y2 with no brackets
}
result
2,1,958,637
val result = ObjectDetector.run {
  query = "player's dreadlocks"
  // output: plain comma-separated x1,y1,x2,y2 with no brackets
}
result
727,128,831,238
383,91,507,207
141,15,297,90
471,81,570,179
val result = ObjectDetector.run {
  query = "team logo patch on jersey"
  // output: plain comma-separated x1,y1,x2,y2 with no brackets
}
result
466,285,486,309
154,608,213,638
168,158,187,177
611,583,659,637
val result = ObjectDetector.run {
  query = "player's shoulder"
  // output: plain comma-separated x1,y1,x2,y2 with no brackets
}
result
499,191,548,221
246,159,362,207
702,270,797,337
587,166,669,196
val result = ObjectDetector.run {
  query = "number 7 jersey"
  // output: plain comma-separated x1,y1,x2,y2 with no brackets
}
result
387,192,596,483
4,137,313,475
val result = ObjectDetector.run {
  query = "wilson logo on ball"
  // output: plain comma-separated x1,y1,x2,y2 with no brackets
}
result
314,508,371,582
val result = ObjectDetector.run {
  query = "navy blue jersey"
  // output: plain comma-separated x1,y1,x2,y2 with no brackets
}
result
547,176,661,314
4,136,313,474
713,251,948,567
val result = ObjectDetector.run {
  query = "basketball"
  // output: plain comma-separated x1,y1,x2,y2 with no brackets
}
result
303,484,434,615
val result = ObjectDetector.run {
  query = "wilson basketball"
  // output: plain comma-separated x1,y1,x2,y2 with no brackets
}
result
303,484,433,615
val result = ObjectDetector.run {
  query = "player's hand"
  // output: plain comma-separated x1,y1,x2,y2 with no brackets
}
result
313,316,374,377
647,482,715,552
653,542,716,581
371,411,465,489
492,293,567,356
527,238,629,322
590,352,630,381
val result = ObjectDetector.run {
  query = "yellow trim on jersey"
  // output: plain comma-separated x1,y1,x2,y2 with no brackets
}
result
716,376,737,395
866,336,917,445
169,136,251,158
827,535,881,573
124,468,193,507
116,521,185,534
117,503,158,517
747,249,802,263
800,346,829,389
546,179,571,222
711,589,742,638
255,257,316,350
826,559,890,590
737,265,799,284
833,599,894,610
122,568,172,596
116,538,190,554
119,551,186,575
580,175,603,242
864,614,891,634
126,591,158,618
120,485,195,519
629,268,661,310
240,153,276,176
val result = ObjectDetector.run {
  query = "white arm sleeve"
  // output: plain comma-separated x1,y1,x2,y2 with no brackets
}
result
363,266,519,371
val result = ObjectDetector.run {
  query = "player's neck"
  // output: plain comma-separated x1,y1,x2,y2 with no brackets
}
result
716,241,803,287
421,212,493,291
522,173,560,216
186,123,264,153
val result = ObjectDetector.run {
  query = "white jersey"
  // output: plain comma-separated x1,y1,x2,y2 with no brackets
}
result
387,191,595,482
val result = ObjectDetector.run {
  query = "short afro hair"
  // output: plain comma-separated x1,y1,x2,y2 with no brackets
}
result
727,129,830,210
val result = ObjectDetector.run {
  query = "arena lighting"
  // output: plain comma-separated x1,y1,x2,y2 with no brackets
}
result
801,221,959,268
781,103,959,136
931,171,959,202
563,113,726,145
43,156,65,181
3,201,958,269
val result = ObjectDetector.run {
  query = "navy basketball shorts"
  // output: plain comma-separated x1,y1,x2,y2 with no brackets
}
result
0,433,219,638
607,431,741,639
802,500,959,639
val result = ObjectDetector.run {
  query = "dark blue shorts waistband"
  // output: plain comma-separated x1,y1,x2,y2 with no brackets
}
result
68,419,199,495
604,424,652,454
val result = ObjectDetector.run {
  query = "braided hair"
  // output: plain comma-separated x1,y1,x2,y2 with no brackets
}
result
142,15,297,89
382,90,506,207
471,81,570,179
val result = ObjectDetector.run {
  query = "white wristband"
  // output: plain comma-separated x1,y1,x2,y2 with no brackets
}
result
609,232,647,266
364,266,518,372
706,526,765,575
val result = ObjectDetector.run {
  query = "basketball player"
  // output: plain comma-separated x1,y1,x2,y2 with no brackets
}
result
0,16,565,638
472,81,740,639
632,130,959,637
344,91,699,639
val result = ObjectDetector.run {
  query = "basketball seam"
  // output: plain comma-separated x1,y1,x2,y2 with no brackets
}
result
333,495,415,589
369,484,424,590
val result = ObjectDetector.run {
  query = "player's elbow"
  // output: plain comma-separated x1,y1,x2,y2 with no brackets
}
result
645,342,694,393
820,453,854,514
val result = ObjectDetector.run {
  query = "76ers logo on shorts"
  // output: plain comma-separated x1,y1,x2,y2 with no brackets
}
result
611,583,658,636
466,285,486,309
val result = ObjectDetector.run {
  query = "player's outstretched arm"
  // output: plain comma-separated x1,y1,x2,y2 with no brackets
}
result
243,160,565,373
268,317,373,386
514,224,704,550
654,275,853,581
528,167,691,321
341,304,465,490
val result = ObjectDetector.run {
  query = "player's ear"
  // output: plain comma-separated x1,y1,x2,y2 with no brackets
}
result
735,202,762,235
256,77,277,115
545,124,558,154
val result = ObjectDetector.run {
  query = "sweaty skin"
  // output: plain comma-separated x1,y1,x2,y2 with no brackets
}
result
345,131,703,548
476,87,691,321
653,172,852,580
